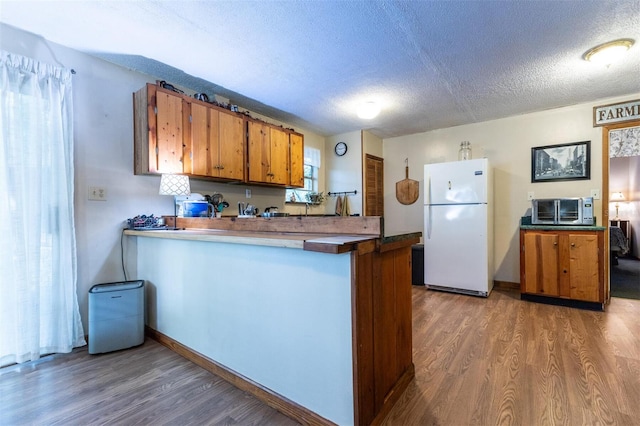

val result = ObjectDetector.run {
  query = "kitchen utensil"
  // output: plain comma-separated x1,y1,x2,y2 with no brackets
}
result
396,158,419,205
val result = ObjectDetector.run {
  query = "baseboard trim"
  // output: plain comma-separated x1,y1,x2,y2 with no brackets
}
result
145,326,335,426
493,280,520,291
520,293,605,311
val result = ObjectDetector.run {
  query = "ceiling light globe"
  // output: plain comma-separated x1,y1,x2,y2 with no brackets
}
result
584,39,634,65
357,102,380,119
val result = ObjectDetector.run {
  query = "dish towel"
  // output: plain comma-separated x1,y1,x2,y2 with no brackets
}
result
335,195,343,216
342,195,351,216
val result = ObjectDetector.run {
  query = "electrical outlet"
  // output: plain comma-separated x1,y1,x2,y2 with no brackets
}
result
527,191,535,201
245,189,252,198
590,189,600,200
89,186,107,201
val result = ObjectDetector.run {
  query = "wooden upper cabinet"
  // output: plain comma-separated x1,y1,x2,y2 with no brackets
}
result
248,121,270,183
134,83,186,174
269,127,289,185
217,112,245,180
248,121,293,186
135,83,302,187
247,120,304,187
189,101,213,176
156,89,187,173
188,102,244,180
289,132,304,188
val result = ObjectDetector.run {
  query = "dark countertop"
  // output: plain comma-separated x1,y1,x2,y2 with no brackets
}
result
520,225,607,231
382,232,422,244
520,216,606,231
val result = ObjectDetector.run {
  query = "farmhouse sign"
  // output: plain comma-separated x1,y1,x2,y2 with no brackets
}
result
593,99,640,127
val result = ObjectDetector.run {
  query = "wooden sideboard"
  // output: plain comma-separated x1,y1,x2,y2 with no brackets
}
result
520,227,605,310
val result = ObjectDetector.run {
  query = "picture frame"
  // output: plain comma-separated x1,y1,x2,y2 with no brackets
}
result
531,140,590,182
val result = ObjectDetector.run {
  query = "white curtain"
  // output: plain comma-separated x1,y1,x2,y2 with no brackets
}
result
0,50,85,367
304,146,321,168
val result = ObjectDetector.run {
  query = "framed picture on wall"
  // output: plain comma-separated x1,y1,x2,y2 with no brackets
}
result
531,140,591,182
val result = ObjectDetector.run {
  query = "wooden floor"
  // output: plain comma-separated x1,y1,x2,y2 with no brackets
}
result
0,338,298,425
1,288,639,425
383,287,640,426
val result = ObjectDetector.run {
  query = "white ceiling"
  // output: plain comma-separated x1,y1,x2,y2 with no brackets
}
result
1,1,639,138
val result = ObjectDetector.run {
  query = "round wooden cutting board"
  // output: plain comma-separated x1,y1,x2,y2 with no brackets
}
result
396,161,419,205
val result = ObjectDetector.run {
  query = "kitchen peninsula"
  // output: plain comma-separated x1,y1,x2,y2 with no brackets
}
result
125,216,420,426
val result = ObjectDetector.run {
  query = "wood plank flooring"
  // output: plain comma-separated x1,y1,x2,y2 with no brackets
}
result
383,287,640,426
1,288,639,425
0,339,298,425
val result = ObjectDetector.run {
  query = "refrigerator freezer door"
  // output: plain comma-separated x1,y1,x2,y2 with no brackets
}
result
424,204,490,294
424,159,488,205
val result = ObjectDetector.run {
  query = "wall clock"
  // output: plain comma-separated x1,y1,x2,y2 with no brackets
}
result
335,142,348,156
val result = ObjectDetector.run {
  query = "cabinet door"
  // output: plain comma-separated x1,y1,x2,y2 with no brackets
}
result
523,232,559,296
568,233,600,301
248,121,270,182
269,127,289,185
218,112,244,180
155,89,186,173
289,133,304,188
189,102,215,176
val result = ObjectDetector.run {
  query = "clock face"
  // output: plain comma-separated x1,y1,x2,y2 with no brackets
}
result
335,142,347,156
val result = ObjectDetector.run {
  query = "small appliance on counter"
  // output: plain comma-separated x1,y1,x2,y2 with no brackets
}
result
262,206,289,217
175,193,206,217
531,197,594,225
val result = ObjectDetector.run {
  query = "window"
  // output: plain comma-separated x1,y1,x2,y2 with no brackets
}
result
286,147,321,203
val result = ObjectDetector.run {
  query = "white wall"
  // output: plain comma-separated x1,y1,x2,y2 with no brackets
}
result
1,24,326,331
325,131,363,215
137,237,354,425
383,93,640,283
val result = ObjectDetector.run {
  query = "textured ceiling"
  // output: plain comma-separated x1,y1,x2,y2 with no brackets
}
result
1,0,640,138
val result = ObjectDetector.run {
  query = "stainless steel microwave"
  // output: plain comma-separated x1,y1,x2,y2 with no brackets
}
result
531,197,594,225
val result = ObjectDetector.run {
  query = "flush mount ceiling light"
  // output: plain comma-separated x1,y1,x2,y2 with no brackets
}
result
583,38,634,65
357,101,380,119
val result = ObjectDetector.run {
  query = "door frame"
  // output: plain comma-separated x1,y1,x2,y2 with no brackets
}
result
601,119,640,302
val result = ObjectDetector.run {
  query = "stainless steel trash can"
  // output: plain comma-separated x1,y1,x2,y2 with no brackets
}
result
88,280,144,354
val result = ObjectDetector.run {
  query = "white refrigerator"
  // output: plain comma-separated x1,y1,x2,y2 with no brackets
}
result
423,158,493,297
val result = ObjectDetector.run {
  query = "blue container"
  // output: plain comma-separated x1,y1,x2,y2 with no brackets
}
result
183,201,210,217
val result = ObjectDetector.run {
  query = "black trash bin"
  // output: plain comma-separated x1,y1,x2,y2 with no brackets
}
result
411,244,424,285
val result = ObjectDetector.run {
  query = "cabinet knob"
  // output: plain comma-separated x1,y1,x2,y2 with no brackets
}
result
563,269,568,273
571,243,575,247
553,242,558,246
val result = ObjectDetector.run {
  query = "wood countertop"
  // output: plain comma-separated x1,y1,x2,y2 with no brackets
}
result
125,216,421,254
124,228,380,253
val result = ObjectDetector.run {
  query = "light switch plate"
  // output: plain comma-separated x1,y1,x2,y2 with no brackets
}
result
527,191,535,201
245,189,252,198
590,189,600,200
